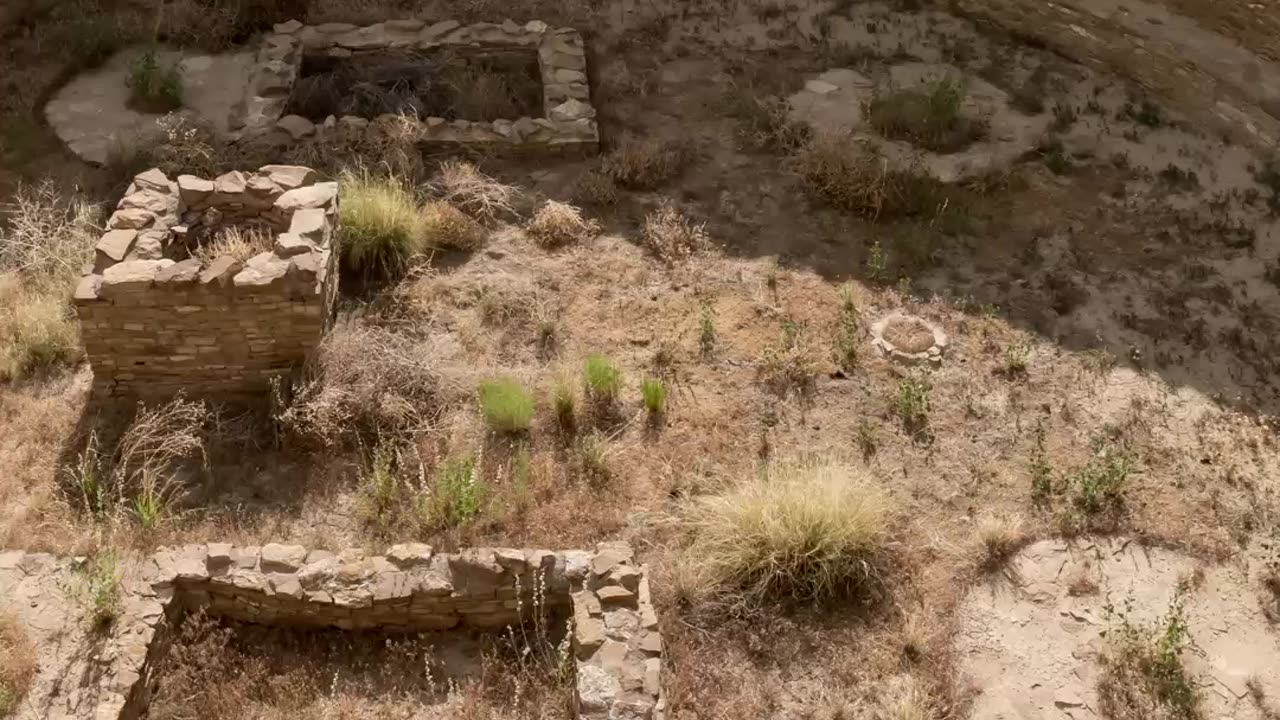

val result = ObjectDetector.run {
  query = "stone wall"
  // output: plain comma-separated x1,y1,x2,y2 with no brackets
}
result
81,542,664,720
73,166,339,399
235,19,598,155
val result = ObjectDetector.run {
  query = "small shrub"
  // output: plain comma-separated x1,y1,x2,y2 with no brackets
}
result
1097,591,1200,720
857,420,879,459
699,302,718,358
574,432,611,484
191,226,272,264
421,455,486,529
422,200,486,251
339,169,428,278
867,78,988,153
894,376,930,435
1003,339,1031,377
283,324,441,442
356,440,402,535
478,377,535,433
0,615,36,717
758,319,818,398
552,376,577,436
572,169,619,207
976,512,1027,570
81,550,121,629
0,274,80,381
832,285,861,373
430,161,520,224
1029,427,1054,506
642,202,709,263
1068,445,1130,516
583,354,623,406
641,378,667,416
680,458,893,603
526,200,600,248
601,136,691,190
794,136,963,224
721,88,813,152
127,48,183,113
1051,102,1078,132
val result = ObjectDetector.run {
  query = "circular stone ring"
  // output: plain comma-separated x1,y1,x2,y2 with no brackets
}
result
870,313,948,365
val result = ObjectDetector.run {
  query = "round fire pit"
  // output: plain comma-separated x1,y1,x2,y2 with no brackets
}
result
871,313,947,365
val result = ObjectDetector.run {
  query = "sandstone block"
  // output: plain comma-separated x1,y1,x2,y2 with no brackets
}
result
260,543,307,572
275,182,338,213
96,229,138,262
177,175,214,204
260,165,319,190
109,208,157,230
199,256,244,286
386,543,433,568
73,275,102,302
234,252,291,287
214,170,247,196
277,114,316,139
274,233,316,257
288,207,329,243
102,260,166,291
131,230,166,260
596,586,636,604
156,258,201,284
550,98,596,122
133,168,173,193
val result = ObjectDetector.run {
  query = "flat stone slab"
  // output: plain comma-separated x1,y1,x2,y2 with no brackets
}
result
45,45,255,164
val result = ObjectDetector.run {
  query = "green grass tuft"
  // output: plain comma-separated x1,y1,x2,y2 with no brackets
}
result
478,377,535,433
339,169,428,278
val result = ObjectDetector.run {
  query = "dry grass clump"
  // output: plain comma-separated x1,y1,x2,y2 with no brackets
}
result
721,88,813,152
526,200,600,248
1097,592,1201,720
0,182,100,381
422,201,486,252
191,225,272,265
793,136,957,222
430,161,520,225
867,78,989,153
571,169,619,207
679,458,893,605
975,512,1027,571
339,169,429,278
63,397,209,531
283,323,442,443
0,614,36,716
642,202,709,263
601,136,692,190
757,320,819,399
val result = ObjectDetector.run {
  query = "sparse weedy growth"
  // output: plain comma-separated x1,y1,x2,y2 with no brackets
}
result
832,285,861,372
127,48,182,112
1097,591,1200,720
894,376,931,436
758,319,818,399
526,200,600,248
601,136,691,189
643,202,710,263
0,615,35,716
80,550,122,629
421,455,486,529
429,161,520,224
867,78,988,152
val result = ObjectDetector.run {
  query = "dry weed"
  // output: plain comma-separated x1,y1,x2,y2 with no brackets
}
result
0,274,80,381
975,511,1028,571
430,161,520,225
757,319,819,399
642,202,709,263
879,675,938,720
1097,592,1200,720
191,225,272,265
793,135,957,222
526,200,600,249
679,457,893,605
0,614,36,716
572,169,619,207
422,201,486,252
0,181,99,277
601,136,691,190
283,323,443,443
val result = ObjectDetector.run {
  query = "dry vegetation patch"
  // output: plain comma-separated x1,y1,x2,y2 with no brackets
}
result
793,136,961,223
430,161,520,225
867,78,989,153
191,225,273,265
525,200,599,249
1097,592,1201,720
0,614,36,716
601,136,692,190
678,458,893,606
642,202,710,264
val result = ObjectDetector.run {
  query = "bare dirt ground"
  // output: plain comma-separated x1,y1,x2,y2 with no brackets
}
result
2,0,1280,718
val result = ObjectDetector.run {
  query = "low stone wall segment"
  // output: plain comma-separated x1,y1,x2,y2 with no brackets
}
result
234,18,599,155
44,542,665,720
73,166,339,398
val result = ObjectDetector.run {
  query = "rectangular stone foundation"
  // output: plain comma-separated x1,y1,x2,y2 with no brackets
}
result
85,542,663,720
237,18,599,155
73,166,339,399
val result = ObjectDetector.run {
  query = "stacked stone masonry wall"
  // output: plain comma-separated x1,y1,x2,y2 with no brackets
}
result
60,542,664,720
73,166,339,398
236,18,598,155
